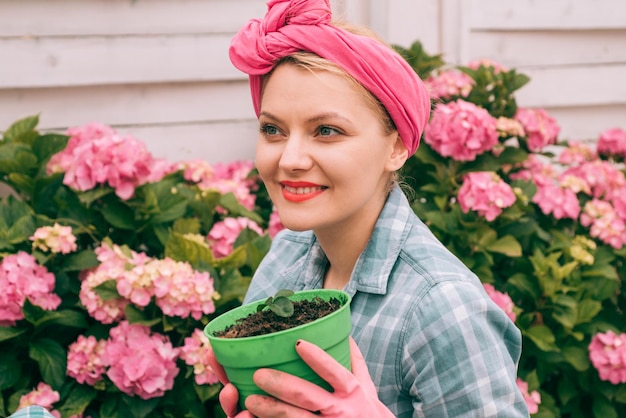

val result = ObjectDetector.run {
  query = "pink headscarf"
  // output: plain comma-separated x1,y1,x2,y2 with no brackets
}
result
229,0,431,155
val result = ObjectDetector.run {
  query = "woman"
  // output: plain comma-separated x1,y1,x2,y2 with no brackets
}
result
208,0,529,416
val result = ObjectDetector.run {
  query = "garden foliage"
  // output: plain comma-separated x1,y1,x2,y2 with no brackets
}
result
1,41,626,417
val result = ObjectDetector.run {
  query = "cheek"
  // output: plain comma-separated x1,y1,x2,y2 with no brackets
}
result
254,141,279,180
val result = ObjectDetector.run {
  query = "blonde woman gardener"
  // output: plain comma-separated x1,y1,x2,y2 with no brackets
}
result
208,0,529,417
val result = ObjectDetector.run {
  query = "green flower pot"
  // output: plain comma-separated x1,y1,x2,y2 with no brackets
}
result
204,289,352,410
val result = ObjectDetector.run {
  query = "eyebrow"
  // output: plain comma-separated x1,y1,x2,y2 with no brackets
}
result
259,111,353,125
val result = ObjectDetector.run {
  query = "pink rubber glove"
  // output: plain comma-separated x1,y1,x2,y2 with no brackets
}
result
244,337,394,418
206,348,253,418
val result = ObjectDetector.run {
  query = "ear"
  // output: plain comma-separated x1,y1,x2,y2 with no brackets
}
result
385,134,409,172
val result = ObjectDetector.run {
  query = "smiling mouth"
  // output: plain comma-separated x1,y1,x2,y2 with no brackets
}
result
280,184,327,202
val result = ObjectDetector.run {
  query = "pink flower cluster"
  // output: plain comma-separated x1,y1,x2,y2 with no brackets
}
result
180,328,220,385
467,58,509,73
17,382,61,418
30,223,78,254
483,283,516,322
67,335,108,385
516,378,541,414
47,123,174,200
103,321,180,399
514,108,560,152
424,100,499,161
424,69,473,101
208,216,265,258
457,172,516,221
183,159,258,211
532,184,581,220
589,330,626,384
597,127,626,160
80,242,216,323
0,252,61,326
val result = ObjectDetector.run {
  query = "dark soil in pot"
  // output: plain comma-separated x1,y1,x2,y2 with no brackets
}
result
214,296,341,338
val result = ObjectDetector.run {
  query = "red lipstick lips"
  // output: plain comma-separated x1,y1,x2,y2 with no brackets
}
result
281,181,326,202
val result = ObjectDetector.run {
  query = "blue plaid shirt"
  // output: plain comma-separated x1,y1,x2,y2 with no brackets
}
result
245,185,529,417
8,406,56,418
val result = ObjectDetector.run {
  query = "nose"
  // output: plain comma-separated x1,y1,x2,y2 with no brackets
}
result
278,134,313,171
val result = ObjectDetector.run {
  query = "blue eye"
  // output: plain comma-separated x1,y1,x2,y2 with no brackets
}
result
319,126,340,136
260,124,279,136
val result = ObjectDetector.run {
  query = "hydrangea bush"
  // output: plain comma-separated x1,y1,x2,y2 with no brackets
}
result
396,41,626,417
0,118,282,417
1,40,625,417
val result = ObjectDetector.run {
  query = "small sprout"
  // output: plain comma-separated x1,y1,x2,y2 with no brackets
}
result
257,289,295,317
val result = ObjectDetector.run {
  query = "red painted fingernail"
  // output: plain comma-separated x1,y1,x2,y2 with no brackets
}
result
296,340,302,346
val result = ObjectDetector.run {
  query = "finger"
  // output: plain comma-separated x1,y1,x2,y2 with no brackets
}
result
219,383,242,417
295,339,357,394
245,393,320,418
206,346,230,385
348,337,377,395
253,367,333,412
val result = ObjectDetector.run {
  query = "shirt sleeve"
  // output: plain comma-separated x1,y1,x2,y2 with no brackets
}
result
402,280,529,417
8,406,58,418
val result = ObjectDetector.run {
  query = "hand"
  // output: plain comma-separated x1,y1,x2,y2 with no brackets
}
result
244,337,395,418
206,347,254,418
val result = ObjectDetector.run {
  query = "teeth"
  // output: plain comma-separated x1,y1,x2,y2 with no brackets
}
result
284,186,324,194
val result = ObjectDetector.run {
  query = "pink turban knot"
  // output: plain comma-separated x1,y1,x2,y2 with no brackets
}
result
229,0,431,155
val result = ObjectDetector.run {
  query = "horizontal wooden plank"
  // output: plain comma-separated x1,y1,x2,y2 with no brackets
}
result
0,35,245,88
0,81,256,131
546,104,626,142
469,0,626,31
514,64,626,108
115,120,259,164
468,30,626,67
0,0,266,37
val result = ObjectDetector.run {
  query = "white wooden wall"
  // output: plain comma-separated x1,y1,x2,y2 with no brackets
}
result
1,0,625,165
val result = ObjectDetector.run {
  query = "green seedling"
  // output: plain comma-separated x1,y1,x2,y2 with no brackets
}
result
257,289,295,317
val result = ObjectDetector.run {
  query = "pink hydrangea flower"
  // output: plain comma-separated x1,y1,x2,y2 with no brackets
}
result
467,58,508,73
580,200,626,250
268,209,285,239
102,321,180,400
509,154,558,188
208,217,265,258
496,117,525,138
30,223,78,254
558,141,597,166
563,160,626,200
424,100,499,161
17,382,61,418
457,172,516,221
483,283,516,322
180,328,219,385
47,123,174,200
67,335,108,386
424,69,474,100
532,184,581,220
597,127,626,160
516,378,541,414
182,159,214,184
0,252,61,326
514,108,560,152
151,258,216,320
589,330,626,384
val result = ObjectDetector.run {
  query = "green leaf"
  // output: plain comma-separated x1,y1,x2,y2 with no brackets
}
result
561,346,590,372
3,114,39,142
194,382,222,403
506,273,541,301
34,309,88,330
485,235,522,257
218,192,263,224
29,338,67,389
93,279,121,301
100,200,137,230
524,325,559,352
60,249,99,272
268,296,295,317
615,385,626,403
124,304,161,327
31,133,69,162
121,394,160,418
165,231,215,272
57,384,98,417
0,352,21,390
0,326,27,343
593,393,618,418
577,299,602,325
